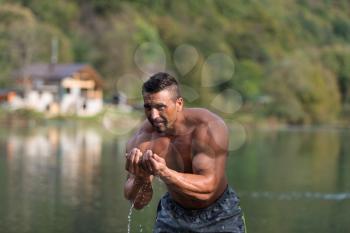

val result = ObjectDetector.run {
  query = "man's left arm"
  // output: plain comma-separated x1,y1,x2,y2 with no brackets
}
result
143,119,229,202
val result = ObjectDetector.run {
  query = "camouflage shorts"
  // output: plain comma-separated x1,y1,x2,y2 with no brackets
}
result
154,187,246,233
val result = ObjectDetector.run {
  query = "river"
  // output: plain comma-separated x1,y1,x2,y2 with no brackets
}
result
0,121,349,233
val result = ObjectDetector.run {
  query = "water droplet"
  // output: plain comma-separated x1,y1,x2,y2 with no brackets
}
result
127,203,135,233
127,184,149,233
139,224,143,232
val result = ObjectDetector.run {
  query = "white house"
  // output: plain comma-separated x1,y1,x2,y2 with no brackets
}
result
14,63,104,116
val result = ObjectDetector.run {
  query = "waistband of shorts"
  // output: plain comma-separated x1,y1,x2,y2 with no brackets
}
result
162,185,239,214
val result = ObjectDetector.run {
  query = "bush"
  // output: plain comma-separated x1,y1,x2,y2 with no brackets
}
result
264,53,341,124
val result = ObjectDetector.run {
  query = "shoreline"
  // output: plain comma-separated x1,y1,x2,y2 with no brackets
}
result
1,107,349,131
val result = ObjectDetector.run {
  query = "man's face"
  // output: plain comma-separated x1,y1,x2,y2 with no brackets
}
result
143,89,183,133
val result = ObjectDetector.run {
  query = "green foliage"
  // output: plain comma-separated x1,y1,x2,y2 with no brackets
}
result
3,0,79,30
264,53,341,124
0,3,73,80
332,16,350,41
1,0,350,124
230,60,263,101
320,45,350,104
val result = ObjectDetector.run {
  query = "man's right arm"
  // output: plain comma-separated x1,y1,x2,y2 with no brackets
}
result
124,136,154,209
124,173,153,209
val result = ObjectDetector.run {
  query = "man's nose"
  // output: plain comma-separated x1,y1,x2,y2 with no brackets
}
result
150,108,160,119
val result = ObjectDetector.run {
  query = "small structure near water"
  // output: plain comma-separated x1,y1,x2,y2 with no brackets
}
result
12,63,104,116
0,89,17,104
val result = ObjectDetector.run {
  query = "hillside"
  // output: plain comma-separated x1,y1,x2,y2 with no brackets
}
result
1,0,350,124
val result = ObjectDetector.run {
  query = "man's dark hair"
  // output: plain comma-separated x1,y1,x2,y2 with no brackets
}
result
142,72,181,99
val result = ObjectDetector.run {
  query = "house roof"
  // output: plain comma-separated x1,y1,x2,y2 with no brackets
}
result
17,63,86,80
16,63,103,88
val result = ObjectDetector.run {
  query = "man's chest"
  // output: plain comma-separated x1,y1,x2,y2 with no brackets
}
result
136,135,193,172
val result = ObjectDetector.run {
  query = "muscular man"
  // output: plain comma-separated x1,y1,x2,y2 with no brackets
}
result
124,72,246,233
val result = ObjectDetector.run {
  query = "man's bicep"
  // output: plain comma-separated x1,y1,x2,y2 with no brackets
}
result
191,123,228,178
192,151,226,175
193,120,229,158
192,152,216,175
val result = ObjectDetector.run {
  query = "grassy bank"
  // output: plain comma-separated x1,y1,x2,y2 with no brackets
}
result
0,105,143,130
1,105,348,132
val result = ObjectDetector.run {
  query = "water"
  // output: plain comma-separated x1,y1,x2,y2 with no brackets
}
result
241,191,350,201
127,203,134,233
0,122,349,233
227,127,350,233
127,184,148,233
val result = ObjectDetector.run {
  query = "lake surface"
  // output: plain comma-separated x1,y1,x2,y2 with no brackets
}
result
0,121,349,233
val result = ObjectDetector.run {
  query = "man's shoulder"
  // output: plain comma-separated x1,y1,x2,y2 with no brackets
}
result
186,108,229,152
126,120,153,149
137,120,153,133
185,108,226,127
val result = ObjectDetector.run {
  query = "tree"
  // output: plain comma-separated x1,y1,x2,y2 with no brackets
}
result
0,4,73,87
264,53,341,124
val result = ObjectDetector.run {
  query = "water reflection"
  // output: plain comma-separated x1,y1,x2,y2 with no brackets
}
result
0,124,349,233
1,124,134,233
241,191,350,201
228,128,350,233
6,126,102,204
228,128,347,191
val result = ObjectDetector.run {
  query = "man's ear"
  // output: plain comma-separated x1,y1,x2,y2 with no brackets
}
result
176,97,184,112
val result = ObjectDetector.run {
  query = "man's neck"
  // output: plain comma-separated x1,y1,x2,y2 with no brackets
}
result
162,111,187,137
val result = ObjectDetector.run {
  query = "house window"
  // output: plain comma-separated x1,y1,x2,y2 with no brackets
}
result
65,88,71,94
81,88,88,97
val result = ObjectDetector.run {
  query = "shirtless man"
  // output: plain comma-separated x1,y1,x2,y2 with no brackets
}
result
124,72,245,233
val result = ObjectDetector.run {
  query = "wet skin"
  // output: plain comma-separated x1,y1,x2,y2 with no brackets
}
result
124,89,229,209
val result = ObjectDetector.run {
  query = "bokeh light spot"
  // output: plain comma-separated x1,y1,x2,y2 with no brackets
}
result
134,42,166,75
201,53,235,87
173,44,199,75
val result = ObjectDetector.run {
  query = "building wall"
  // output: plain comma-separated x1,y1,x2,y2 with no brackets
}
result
26,90,54,112
60,77,103,116
11,75,104,116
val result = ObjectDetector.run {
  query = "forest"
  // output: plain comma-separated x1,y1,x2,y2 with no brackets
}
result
1,0,350,124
